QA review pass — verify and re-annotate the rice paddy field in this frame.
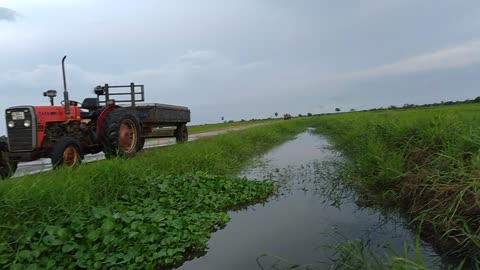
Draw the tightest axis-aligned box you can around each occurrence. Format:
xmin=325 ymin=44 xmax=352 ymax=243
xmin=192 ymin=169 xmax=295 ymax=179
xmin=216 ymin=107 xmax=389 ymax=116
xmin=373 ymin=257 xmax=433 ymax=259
xmin=1 ymin=104 xmax=480 ymax=269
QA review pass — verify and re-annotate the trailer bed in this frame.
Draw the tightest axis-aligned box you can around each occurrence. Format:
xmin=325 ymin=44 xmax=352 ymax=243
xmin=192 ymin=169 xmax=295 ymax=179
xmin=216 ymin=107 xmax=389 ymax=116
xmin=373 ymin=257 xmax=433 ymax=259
xmin=125 ymin=103 xmax=190 ymax=126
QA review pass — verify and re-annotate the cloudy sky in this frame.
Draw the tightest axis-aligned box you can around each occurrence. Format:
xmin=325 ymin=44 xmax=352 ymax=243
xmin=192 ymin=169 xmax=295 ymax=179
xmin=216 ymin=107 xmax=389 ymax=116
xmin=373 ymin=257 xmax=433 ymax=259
xmin=1 ymin=0 xmax=480 ymax=134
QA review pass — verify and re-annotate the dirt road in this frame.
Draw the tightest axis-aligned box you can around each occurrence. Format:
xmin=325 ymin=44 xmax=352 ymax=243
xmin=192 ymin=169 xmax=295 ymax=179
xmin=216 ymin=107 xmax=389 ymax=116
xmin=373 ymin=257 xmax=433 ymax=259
xmin=13 ymin=123 xmax=266 ymax=177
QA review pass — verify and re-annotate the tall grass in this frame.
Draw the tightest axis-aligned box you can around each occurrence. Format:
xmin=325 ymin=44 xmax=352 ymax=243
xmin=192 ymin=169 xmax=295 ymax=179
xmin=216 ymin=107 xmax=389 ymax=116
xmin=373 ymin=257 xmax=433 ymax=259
xmin=328 ymin=236 xmax=471 ymax=270
xmin=310 ymin=104 xmax=480 ymax=264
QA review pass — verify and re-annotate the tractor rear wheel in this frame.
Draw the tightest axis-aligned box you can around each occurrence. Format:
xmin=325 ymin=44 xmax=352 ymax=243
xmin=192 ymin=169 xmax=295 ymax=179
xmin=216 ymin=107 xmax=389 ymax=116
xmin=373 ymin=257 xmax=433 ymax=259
xmin=50 ymin=137 xmax=83 ymax=169
xmin=101 ymin=108 xmax=141 ymax=158
xmin=175 ymin=123 xmax=188 ymax=143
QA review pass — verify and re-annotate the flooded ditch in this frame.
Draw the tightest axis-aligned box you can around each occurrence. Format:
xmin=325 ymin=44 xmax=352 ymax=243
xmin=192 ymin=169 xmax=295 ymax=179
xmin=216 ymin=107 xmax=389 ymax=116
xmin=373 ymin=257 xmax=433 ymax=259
xmin=177 ymin=131 xmax=442 ymax=269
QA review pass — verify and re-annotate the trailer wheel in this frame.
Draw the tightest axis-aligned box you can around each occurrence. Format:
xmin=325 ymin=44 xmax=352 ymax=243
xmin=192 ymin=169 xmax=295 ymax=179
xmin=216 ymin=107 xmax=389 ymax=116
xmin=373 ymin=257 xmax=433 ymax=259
xmin=175 ymin=124 xmax=188 ymax=143
xmin=50 ymin=137 xmax=83 ymax=169
xmin=101 ymin=108 xmax=141 ymax=158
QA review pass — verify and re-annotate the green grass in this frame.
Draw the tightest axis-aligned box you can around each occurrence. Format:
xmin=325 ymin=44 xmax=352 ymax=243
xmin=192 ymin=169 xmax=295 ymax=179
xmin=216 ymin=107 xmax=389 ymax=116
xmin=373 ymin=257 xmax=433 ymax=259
xmin=188 ymin=119 xmax=280 ymax=134
xmin=308 ymin=104 xmax=480 ymax=264
xmin=0 ymin=119 xmax=308 ymax=269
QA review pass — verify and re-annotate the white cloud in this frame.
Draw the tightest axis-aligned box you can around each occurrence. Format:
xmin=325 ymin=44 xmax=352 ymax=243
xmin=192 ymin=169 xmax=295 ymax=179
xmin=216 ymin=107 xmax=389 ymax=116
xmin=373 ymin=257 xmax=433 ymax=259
xmin=346 ymin=40 xmax=480 ymax=80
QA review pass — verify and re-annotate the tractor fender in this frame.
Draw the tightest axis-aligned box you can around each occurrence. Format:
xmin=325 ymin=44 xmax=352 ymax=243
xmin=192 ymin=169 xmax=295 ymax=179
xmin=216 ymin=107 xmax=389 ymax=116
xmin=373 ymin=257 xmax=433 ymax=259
xmin=95 ymin=105 xmax=120 ymax=142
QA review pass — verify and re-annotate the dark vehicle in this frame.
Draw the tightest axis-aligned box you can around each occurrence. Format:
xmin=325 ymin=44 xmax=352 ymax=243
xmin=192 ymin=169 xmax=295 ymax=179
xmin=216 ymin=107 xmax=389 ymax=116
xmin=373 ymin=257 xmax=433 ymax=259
xmin=0 ymin=56 xmax=190 ymax=179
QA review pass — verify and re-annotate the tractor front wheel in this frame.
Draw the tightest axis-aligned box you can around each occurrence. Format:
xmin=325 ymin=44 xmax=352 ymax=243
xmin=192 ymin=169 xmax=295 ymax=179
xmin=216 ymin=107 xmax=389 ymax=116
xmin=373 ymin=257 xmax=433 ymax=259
xmin=101 ymin=108 xmax=141 ymax=158
xmin=50 ymin=137 xmax=83 ymax=169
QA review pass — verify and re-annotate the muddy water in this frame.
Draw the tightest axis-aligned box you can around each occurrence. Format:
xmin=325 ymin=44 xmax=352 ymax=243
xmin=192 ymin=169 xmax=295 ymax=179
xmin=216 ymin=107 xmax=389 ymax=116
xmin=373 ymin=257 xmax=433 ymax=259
xmin=178 ymin=131 xmax=440 ymax=270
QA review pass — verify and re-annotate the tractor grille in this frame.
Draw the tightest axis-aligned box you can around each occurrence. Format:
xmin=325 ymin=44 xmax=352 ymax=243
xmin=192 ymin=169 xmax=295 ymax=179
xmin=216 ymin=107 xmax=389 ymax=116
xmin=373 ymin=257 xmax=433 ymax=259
xmin=6 ymin=107 xmax=35 ymax=152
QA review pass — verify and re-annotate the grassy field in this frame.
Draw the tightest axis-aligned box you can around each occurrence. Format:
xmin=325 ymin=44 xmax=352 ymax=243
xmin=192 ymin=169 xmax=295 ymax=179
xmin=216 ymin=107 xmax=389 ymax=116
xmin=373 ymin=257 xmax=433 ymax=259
xmin=309 ymin=104 xmax=480 ymax=266
xmin=0 ymin=119 xmax=308 ymax=269
xmin=188 ymin=119 xmax=280 ymax=134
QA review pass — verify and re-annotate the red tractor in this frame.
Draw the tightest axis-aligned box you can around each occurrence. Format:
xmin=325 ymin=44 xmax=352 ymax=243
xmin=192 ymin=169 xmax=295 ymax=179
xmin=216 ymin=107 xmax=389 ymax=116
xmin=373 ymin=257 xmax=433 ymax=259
xmin=0 ymin=56 xmax=190 ymax=179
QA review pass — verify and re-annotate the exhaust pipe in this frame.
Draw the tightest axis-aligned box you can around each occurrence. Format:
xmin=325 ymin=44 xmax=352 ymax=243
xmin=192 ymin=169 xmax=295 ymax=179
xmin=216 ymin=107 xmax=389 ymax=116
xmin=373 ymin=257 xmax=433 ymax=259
xmin=61 ymin=55 xmax=70 ymax=121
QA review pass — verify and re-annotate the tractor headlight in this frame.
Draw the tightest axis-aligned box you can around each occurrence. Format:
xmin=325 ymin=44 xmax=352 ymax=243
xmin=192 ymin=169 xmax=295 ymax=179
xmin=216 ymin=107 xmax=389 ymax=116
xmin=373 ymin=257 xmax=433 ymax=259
xmin=24 ymin=120 xmax=31 ymax=127
xmin=7 ymin=121 xmax=15 ymax=128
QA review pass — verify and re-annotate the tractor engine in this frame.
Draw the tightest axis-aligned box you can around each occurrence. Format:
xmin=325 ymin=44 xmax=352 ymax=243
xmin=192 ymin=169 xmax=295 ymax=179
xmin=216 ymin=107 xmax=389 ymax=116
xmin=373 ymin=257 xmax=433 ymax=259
xmin=5 ymin=105 xmax=84 ymax=161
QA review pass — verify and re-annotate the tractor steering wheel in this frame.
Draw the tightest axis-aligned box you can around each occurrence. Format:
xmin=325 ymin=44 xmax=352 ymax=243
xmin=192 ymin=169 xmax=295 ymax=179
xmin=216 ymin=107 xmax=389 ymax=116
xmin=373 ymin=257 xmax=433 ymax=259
xmin=60 ymin=100 xmax=82 ymax=107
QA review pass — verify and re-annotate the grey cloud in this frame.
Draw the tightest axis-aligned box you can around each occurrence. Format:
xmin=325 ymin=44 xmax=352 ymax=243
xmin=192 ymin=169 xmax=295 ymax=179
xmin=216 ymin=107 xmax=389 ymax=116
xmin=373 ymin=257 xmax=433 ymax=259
xmin=0 ymin=7 xmax=17 ymax=21
xmin=329 ymin=64 xmax=480 ymax=111
xmin=1 ymin=0 xmax=480 ymax=134
xmin=295 ymin=39 xmax=480 ymax=101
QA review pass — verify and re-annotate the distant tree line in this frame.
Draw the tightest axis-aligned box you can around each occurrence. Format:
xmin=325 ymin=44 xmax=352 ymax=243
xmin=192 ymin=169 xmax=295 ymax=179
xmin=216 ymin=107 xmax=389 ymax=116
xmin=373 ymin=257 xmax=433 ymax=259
xmin=330 ymin=96 xmax=480 ymax=115
xmin=363 ymin=96 xmax=480 ymax=112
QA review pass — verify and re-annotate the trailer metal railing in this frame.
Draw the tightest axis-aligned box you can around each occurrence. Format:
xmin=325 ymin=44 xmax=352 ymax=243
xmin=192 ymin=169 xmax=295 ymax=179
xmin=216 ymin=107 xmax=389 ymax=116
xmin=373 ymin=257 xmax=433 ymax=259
xmin=97 ymin=82 xmax=145 ymax=107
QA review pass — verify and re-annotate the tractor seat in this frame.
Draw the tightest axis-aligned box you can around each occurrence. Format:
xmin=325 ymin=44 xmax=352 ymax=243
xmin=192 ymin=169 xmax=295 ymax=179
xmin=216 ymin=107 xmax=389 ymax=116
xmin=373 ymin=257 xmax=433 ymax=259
xmin=81 ymin=98 xmax=100 ymax=119
xmin=82 ymin=98 xmax=100 ymax=111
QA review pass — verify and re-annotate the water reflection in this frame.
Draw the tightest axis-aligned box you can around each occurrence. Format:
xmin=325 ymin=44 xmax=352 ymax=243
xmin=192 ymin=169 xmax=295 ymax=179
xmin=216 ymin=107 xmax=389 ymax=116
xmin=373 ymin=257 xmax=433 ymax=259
xmin=178 ymin=131 xmax=440 ymax=270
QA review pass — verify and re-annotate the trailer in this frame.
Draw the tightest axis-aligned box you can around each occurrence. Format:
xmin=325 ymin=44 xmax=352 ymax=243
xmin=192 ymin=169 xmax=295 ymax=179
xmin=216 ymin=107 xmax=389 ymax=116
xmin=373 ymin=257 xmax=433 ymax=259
xmin=93 ymin=83 xmax=191 ymax=147
xmin=0 ymin=56 xmax=191 ymax=179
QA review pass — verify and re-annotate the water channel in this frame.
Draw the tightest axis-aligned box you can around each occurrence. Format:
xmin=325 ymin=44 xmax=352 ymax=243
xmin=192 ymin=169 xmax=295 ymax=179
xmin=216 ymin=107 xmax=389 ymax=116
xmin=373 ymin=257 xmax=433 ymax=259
xmin=178 ymin=131 xmax=441 ymax=269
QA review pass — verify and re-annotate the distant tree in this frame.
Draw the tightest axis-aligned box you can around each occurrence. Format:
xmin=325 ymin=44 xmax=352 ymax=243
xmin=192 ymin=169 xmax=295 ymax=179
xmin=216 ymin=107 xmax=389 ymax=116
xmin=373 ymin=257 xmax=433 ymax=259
xmin=307 ymin=112 xmax=312 ymax=117
xmin=335 ymin=108 xmax=341 ymax=112
xmin=221 ymin=116 xmax=224 ymax=121
xmin=475 ymin=97 xmax=480 ymax=103
xmin=274 ymin=112 xmax=278 ymax=117
xmin=349 ymin=108 xmax=355 ymax=112
xmin=298 ymin=114 xmax=303 ymax=117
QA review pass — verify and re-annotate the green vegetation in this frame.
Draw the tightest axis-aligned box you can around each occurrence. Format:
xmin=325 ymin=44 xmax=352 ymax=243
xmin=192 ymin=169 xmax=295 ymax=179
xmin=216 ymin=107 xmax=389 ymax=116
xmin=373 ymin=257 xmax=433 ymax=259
xmin=0 ymin=119 xmax=308 ymax=269
xmin=310 ymin=104 xmax=480 ymax=265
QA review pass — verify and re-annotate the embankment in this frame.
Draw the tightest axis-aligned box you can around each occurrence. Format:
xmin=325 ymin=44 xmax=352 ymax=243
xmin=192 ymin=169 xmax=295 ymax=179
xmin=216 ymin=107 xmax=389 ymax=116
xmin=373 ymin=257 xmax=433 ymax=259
xmin=310 ymin=104 xmax=480 ymax=265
